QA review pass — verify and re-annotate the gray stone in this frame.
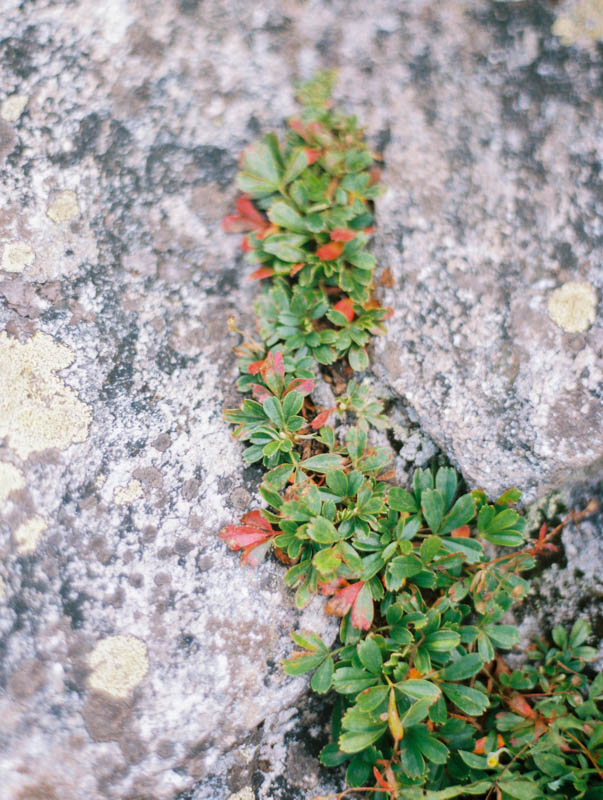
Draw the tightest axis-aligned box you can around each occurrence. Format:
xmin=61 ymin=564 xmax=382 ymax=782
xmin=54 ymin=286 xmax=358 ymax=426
xmin=1 ymin=1 xmax=602 ymax=799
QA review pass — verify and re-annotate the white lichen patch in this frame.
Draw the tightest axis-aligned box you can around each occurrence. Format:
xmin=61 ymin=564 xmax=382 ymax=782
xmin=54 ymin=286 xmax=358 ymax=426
xmin=0 ymin=332 xmax=92 ymax=459
xmin=547 ymin=281 xmax=597 ymax=333
xmin=1 ymin=241 xmax=35 ymax=273
xmin=0 ymin=94 xmax=28 ymax=122
xmin=114 ymin=479 xmax=143 ymax=506
xmin=46 ymin=190 xmax=80 ymax=223
xmin=0 ymin=462 xmax=25 ymax=503
xmin=0 ymin=576 xmax=5 ymax=598
xmin=88 ymin=636 xmax=149 ymax=698
xmin=552 ymin=0 xmax=603 ymax=45
xmin=13 ymin=516 xmax=48 ymax=555
xmin=227 ymin=789 xmax=254 ymax=800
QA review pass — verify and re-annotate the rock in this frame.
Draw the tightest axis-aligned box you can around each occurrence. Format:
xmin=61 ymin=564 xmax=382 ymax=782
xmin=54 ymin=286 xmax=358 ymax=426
xmin=1 ymin=1 xmax=601 ymax=798
xmin=369 ymin=1 xmax=602 ymax=503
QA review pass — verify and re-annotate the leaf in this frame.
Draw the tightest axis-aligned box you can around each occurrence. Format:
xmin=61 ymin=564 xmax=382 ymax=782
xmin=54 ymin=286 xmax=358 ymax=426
xmin=283 ymin=147 xmax=310 ymax=185
xmin=497 ymin=779 xmax=540 ymax=800
xmin=307 ymin=517 xmax=340 ymax=544
xmin=421 ymin=535 xmax=443 ymax=564
xmin=459 ymin=751 xmax=489 ymax=769
xmin=357 ymin=638 xmax=383 ymax=674
xmin=483 ymin=624 xmax=519 ymax=650
xmin=332 ymin=666 xmax=378 ymax=694
xmin=352 ymin=582 xmax=374 ymax=631
xmin=282 ymin=651 xmax=326 ymax=675
xmin=339 ymin=726 xmax=388 ymax=754
xmin=238 ymin=137 xmax=283 ymax=196
xmin=319 ymin=742 xmax=349 ymax=767
xmin=356 ymin=685 xmax=389 ymax=712
xmin=264 ymin=463 xmax=294 ymax=490
xmin=317 ymin=241 xmax=344 ymax=261
xmin=440 ymin=495 xmax=476 ymax=535
xmin=411 ymin=725 xmax=450 ymax=764
xmin=441 ymin=654 xmax=483 ymax=681
xmin=441 ymin=536 xmax=484 ymax=564
xmin=388 ymin=487 xmax=419 ymax=513
xmin=348 ymin=345 xmax=369 ymax=371
xmin=313 ymin=547 xmax=342 ymax=575
xmin=268 ymin=200 xmax=308 ymax=233
xmin=311 ymin=655 xmax=334 ymax=693
xmin=398 ymin=680 xmax=441 ymax=701
xmin=401 ymin=697 xmax=435 ymax=727
xmin=436 ymin=467 xmax=457 ymax=510
xmin=424 ymin=630 xmax=461 ymax=652
xmin=290 ymin=630 xmax=328 ymax=653
xmin=422 ymin=489 xmax=445 ymax=533
xmin=441 ymin=683 xmax=489 ymax=716
xmin=263 ymin=233 xmax=309 ymax=262
xmin=569 ymin=617 xmax=591 ymax=648
xmin=301 ymin=454 xmax=343 ymax=473
xmin=326 ymin=470 xmax=348 ymax=497
xmin=386 ymin=555 xmax=423 ymax=589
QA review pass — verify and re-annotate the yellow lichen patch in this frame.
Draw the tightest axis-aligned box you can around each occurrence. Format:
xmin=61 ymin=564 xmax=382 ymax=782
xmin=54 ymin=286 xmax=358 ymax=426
xmin=552 ymin=0 xmax=603 ymax=45
xmin=14 ymin=516 xmax=48 ymax=555
xmin=0 ymin=94 xmax=28 ymax=122
xmin=547 ymin=281 xmax=597 ymax=333
xmin=114 ymin=479 xmax=144 ymax=506
xmin=227 ymin=789 xmax=254 ymax=800
xmin=1 ymin=241 xmax=35 ymax=273
xmin=0 ymin=332 xmax=92 ymax=459
xmin=88 ymin=636 xmax=149 ymax=698
xmin=0 ymin=462 xmax=25 ymax=503
xmin=46 ymin=190 xmax=80 ymax=223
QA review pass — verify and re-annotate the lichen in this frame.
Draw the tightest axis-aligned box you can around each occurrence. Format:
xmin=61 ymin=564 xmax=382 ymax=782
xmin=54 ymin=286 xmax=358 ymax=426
xmin=114 ymin=479 xmax=144 ymax=505
xmin=552 ymin=0 xmax=603 ymax=45
xmin=87 ymin=636 xmax=149 ymax=698
xmin=13 ymin=516 xmax=48 ymax=555
xmin=0 ymin=332 xmax=92 ymax=459
xmin=227 ymin=789 xmax=254 ymax=800
xmin=0 ymin=462 xmax=25 ymax=502
xmin=1 ymin=241 xmax=35 ymax=273
xmin=0 ymin=94 xmax=28 ymax=122
xmin=547 ymin=281 xmax=597 ymax=333
xmin=46 ymin=190 xmax=80 ymax=223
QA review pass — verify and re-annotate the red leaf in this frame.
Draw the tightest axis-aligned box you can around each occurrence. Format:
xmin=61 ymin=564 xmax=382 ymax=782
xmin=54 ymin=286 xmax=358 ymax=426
xmin=285 ymin=377 xmax=314 ymax=396
xmin=222 ymin=214 xmax=254 ymax=234
xmin=352 ymin=582 xmax=374 ymax=630
xmin=236 ymin=195 xmax=267 ymax=228
xmin=242 ymin=539 xmax=272 ymax=567
xmin=316 ymin=241 xmax=344 ymax=261
xmin=318 ymin=577 xmax=348 ymax=596
xmin=248 ymin=267 xmax=274 ymax=280
xmin=363 ymin=226 xmax=376 ymax=234
xmin=220 ymin=525 xmax=271 ymax=549
xmin=452 ymin=525 xmax=471 ymax=538
xmin=251 ymin=384 xmax=271 ymax=402
xmin=241 ymin=235 xmax=253 ymax=252
xmin=311 ymin=407 xmax=336 ymax=429
xmin=325 ymin=581 xmax=364 ymax=617
xmin=373 ymin=767 xmax=395 ymax=792
xmin=220 ymin=510 xmax=275 ymax=567
xmin=330 ymin=228 xmax=355 ymax=242
xmin=508 ymin=693 xmax=537 ymax=719
xmin=290 ymin=262 xmax=305 ymax=276
xmin=288 ymin=117 xmax=310 ymax=142
xmin=305 ymin=148 xmax=321 ymax=165
xmin=248 ymin=359 xmax=265 ymax=375
xmin=333 ymin=298 xmax=355 ymax=322
xmin=241 ymin=510 xmax=272 ymax=532
xmin=260 ymin=350 xmax=285 ymax=382
xmin=473 ymin=736 xmax=486 ymax=754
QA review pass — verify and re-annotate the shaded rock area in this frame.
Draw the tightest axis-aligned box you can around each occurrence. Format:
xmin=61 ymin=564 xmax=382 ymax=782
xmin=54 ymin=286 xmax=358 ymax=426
xmin=0 ymin=1 xmax=601 ymax=799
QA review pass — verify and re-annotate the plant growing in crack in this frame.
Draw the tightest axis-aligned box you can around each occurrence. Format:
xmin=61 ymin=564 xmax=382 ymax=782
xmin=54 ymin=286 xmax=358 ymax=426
xmin=220 ymin=72 xmax=602 ymax=800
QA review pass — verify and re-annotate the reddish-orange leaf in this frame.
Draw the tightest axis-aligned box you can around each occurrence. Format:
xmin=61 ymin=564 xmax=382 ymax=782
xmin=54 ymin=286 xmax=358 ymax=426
xmin=305 ymin=148 xmax=321 ymax=165
xmin=236 ymin=195 xmax=267 ymax=228
xmin=408 ymin=667 xmax=423 ymax=680
xmin=351 ymin=582 xmax=374 ymax=630
xmin=330 ymin=228 xmax=355 ymax=242
xmin=497 ymin=734 xmax=505 ymax=748
xmin=325 ymin=581 xmax=364 ymax=617
xmin=373 ymin=767 xmax=395 ymax=792
xmin=318 ymin=577 xmax=348 ymax=596
xmin=241 ymin=510 xmax=272 ymax=532
xmin=311 ymin=407 xmax=336 ymax=429
xmin=285 ymin=377 xmax=314 ymax=396
xmin=368 ymin=165 xmax=381 ymax=185
xmin=288 ymin=117 xmax=310 ymax=142
xmin=257 ymin=223 xmax=279 ymax=240
xmin=248 ymin=359 xmax=265 ymax=375
xmin=260 ymin=350 xmax=285 ymax=380
xmin=508 ymin=693 xmax=537 ymax=719
xmin=473 ymin=737 xmax=486 ymax=754
xmin=290 ymin=262 xmax=305 ymax=276
xmin=316 ymin=241 xmax=344 ymax=261
xmin=453 ymin=525 xmax=471 ymax=538
xmin=249 ymin=267 xmax=274 ymax=280
xmin=241 ymin=235 xmax=253 ymax=252
xmin=364 ymin=225 xmax=376 ymax=235
xmin=333 ymin=298 xmax=355 ymax=322
xmin=251 ymin=384 xmax=271 ymax=402
xmin=222 ymin=214 xmax=253 ymax=233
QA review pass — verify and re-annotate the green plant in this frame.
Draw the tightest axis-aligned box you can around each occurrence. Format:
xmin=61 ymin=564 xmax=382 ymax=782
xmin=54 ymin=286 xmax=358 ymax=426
xmin=220 ymin=73 xmax=602 ymax=800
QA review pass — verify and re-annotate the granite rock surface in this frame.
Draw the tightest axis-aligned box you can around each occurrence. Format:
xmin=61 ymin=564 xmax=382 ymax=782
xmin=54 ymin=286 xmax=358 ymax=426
xmin=1 ymin=1 xmax=601 ymax=799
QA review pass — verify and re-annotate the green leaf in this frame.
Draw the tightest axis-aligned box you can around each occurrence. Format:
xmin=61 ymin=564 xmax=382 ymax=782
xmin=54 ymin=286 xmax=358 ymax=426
xmin=483 ymin=624 xmax=519 ymax=650
xmin=441 ymin=683 xmax=489 ymax=716
xmin=421 ymin=535 xmax=443 ymax=564
xmin=311 ymin=655 xmax=334 ymax=693
xmin=440 ymin=494 xmax=476 ymax=535
xmin=459 ymin=751 xmax=489 ymax=769
xmin=398 ymin=679 xmax=441 ymax=701
xmin=569 ymin=618 xmax=591 ymax=648
xmin=264 ymin=463 xmax=294 ymax=490
xmin=386 ymin=555 xmax=423 ymax=590
xmin=282 ymin=651 xmax=326 ymax=675
xmin=441 ymin=654 xmax=483 ymax=681
xmin=238 ymin=137 xmax=282 ymax=196
xmin=496 ymin=488 xmax=522 ymax=506
xmin=307 ymin=516 xmax=340 ymax=544
xmin=262 ymin=396 xmax=284 ymax=425
xmin=401 ymin=697 xmax=435 ymax=727
xmin=436 ymin=467 xmax=457 ymax=510
xmin=268 ymin=200 xmax=307 ymax=232
xmin=424 ymin=630 xmax=461 ymax=652
xmin=441 ymin=536 xmax=484 ymax=564
xmin=290 ymin=630 xmax=328 ymax=653
xmin=326 ymin=470 xmax=348 ymax=497
xmin=357 ymin=638 xmax=383 ymax=674
xmin=411 ymin=725 xmax=450 ymax=764
xmin=388 ymin=487 xmax=419 ymax=513
xmin=282 ymin=390 xmax=304 ymax=419
xmin=348 ymin=345 xmax=369 ymax=371
xmin=332 ymin=667 xmax=378 ymax=694
xmin=313 ymin=547 xmax=341 ymax=575
xmin=319 ymin=742 xmax=349 ymax=768
xmin=356 ymin=685 xmax=389 ymax=712
xmin=263 ymin=233 xmax=309 ymax=262
xmin=339 ymin=725 xmax=387 ymax=753
xmin=421 ymin=489 xmax=445 ymax=533
xmin=497 ymin=778 xmax=540 ymax=800
xmin=301 ymin=454 xmax=343 ymax=473
xmin=283 ymin=147 xmax=310 ymax=185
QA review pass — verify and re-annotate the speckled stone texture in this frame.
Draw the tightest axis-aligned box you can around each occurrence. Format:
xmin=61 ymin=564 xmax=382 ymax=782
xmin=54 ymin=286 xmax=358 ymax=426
xmin=0 ymin=1 xmax=601 ymax=799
